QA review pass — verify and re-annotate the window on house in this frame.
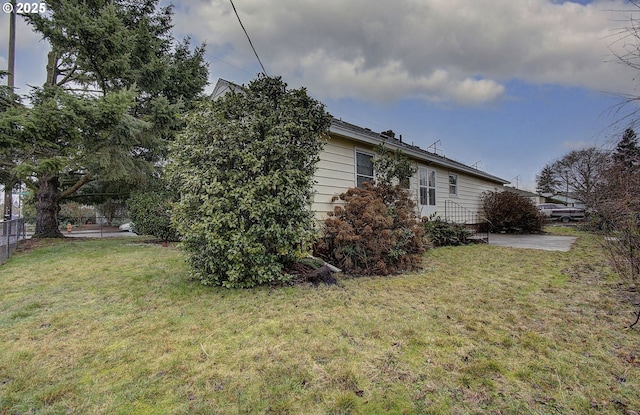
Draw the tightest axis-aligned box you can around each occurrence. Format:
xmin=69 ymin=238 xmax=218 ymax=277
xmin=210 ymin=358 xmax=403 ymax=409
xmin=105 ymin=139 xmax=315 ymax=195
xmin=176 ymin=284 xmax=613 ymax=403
xmin=419 ymin=168 xmax=436 ymax=206
xmin=356 ymin=150 xmax=374 ymax=188
xmin=449 ymin=173 xmax=458 ymax=195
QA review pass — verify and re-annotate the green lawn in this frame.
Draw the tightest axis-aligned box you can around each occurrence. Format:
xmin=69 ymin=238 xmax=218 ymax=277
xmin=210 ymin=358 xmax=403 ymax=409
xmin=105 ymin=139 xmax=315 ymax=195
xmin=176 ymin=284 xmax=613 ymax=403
xmin=1 ymin=230 xmax=639 ymax=414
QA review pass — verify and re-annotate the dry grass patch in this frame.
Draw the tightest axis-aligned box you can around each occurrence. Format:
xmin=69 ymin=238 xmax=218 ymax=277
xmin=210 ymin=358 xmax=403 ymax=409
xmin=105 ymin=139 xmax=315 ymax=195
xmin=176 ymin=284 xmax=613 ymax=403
xmin=0 ymin=231 xmax=639 ymax=414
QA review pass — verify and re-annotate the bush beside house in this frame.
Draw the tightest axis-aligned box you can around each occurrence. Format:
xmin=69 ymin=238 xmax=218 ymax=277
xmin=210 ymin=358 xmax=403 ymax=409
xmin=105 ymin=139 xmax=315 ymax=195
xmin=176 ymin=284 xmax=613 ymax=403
xmin=481 ymin=190 xmax=545 ymax=234
xmin=316 ymin=182 xmax=425 ymax=276
xmin=422 ymin=216 xmax=471 ymax=247
xmin=169 ymin=76 xmax=331 ymax=288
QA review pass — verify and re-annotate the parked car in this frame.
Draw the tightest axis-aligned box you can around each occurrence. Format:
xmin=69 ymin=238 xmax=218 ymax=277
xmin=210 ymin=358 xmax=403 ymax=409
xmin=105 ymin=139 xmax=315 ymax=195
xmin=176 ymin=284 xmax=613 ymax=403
xmin=537 ymin=203 xmax=585 ymax=222
xmin=119 ymin=222 xmax=135 ymax=232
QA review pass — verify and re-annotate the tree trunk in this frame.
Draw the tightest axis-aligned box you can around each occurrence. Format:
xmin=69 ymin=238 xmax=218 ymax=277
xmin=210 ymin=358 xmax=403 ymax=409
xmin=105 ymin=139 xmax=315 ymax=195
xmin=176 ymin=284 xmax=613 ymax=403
xmin=33 ymin=174 xmax=63 ymax=238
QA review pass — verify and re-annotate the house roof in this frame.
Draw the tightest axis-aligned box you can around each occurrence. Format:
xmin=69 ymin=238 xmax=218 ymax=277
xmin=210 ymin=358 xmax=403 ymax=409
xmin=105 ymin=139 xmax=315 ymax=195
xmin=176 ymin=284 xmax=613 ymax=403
xmin=330 ymin=119 xmax=510 ymax=185
xmin=211 ymin=78 xmax=244 ymax=99
xmin=503 ymin=187 xmax=541 ymax=198
xmin=210 ymin=78 xmax=509 ymax=185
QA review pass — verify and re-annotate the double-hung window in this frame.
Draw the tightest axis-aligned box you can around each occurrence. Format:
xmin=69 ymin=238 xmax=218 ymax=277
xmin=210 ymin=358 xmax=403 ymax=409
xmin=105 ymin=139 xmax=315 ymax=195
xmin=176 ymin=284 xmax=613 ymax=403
xmin=419 ymin=168 xmax=436 ymax=206
xmin=449 ymin=173 xmax=458 ymax=196
xmin=356 ymin=150 xmax=374 ymax=188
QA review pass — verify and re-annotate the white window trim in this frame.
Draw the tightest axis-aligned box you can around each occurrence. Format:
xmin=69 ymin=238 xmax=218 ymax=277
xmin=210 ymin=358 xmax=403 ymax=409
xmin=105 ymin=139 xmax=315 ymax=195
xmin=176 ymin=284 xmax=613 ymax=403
xmin=418 ymin=167 xmax=437 ymax=207
xmin=449 ymin=172 xmax=458 ymax=196
xmin=355 ymin=148 xmax=375 ymax=188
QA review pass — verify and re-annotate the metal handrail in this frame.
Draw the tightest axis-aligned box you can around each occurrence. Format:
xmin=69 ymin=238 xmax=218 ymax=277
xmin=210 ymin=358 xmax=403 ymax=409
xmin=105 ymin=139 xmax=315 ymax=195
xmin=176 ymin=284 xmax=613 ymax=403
xmin=444 ymin=200 xmax=490 ymax=243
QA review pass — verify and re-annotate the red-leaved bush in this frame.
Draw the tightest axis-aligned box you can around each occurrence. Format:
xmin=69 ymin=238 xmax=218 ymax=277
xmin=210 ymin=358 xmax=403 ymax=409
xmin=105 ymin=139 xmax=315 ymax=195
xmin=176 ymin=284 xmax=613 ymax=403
xmin=315 ymin=182 xmax=425 ymax=276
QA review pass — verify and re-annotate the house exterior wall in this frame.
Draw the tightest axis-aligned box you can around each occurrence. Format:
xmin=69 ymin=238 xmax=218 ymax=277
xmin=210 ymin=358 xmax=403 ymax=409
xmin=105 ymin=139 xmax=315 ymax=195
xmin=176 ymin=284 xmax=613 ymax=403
xmin=311 ymin=135 xmax=504 ymax=221
xmin=411 ymin=163 xmax=500 ymax=219
xmin=312 ymin=136 xmax=356 ymax=219
xmin=444 ymin=172 xmax=502 ymax=215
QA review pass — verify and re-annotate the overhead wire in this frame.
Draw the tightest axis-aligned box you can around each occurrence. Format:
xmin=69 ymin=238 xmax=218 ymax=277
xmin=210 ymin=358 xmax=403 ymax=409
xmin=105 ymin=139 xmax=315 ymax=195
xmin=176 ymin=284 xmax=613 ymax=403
xmin=226 ymin=1 xmax=389 ymax=139
xmin=229 ymin=0 xmax=268 ymax=76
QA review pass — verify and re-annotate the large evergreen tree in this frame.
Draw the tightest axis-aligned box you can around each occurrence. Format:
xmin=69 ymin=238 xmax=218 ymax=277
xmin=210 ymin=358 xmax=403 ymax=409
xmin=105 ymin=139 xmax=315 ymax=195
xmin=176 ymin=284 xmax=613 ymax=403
xmin=535 ymin=164 xmax=560 ymax=194
xmin=613 ymin=128 xmax=640 ymax=170
xmin=601 ymin=128 xmax=640 ymax=204
xmin=5 ymin=0 xmax=208 ymax=237
xmin=0 ymin=71 xmax=23 ymax=219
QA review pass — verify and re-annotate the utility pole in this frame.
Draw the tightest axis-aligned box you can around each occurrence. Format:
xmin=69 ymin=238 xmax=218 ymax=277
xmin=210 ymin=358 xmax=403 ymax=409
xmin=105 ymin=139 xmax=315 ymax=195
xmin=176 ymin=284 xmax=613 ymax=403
xmin=511 ymin=175 xmax=521 ymax=189
xmin=8 ymin=0 xmax=15 ymax=88
xmin=3 ymin=0 xmax=16 ymax=220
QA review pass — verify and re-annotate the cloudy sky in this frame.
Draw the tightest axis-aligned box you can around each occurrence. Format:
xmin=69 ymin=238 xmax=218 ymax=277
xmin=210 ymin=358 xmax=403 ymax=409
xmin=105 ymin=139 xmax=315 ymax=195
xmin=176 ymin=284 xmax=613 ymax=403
xmin=2 ymin=0 xmax=640 ymax=190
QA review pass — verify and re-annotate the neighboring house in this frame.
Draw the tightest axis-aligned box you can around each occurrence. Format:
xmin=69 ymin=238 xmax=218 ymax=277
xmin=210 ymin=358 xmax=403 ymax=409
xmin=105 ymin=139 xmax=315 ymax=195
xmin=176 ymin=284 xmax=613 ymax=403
xmin=210 ymin=79 xmax=510 ymax=222
xmin=539 ymin=192 xmax=585 ymax=208
xmin=211 ymin=78 xmax=244 ymax=99
xmin=552 ymin=193 xmax=586 ymax=209
xmin=504 ymin=187 xmax=547 ymax=205
xmin=313 ymin=119 xmax=510 ymax=221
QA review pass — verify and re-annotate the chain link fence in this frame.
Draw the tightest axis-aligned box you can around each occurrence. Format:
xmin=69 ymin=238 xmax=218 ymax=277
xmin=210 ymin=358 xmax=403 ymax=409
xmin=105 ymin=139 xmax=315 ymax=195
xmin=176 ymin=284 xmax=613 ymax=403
xmin=1 ymin=219 xmax=26 ymax=264
xmin=58 ymin=216 xmax=133 ymax=237
xmin=0 ymin=217 xmax=135 ymax=263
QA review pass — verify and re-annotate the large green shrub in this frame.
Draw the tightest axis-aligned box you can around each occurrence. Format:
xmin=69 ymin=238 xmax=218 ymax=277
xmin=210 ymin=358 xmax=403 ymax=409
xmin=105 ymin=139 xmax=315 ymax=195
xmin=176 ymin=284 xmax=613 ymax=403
xmin=168 ymin=76 xmax=331 ymax=288
xmin=127 ymin=183 xmax=178 ymax=242
xmin=481 ymin=190 xmax=545 ymax=233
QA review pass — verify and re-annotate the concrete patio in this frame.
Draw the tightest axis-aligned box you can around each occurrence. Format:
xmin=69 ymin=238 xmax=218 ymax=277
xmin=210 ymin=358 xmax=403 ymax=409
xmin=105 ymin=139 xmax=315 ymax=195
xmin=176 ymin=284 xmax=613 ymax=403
xmin=488 ymin=233 xmax=577 ymax=252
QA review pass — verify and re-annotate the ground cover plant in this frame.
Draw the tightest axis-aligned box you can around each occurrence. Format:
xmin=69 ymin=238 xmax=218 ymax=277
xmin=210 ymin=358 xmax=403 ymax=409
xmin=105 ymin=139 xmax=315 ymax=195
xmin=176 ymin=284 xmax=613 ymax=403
xmin=422 ymin=216 xmax=471 ymax=247
xmin=1 ymin=231 xmax=639 ymax=414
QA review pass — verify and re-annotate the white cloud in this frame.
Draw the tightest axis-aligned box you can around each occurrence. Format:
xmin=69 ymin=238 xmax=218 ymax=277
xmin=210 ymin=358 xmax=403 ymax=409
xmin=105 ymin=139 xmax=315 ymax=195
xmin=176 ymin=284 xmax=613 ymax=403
xmin=286 ymin=52 xmax=504 ymax=104
xmin=171 ymin=0 xmax=637 ymax=105
xmin=3 ymin=0 xmax=636 ymax=105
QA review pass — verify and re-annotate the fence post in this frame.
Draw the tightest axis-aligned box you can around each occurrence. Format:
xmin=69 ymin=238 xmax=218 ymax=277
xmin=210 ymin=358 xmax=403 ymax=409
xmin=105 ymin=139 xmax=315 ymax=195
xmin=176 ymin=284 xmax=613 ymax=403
xmin=5 ymin=221 xmax=9 ymax=259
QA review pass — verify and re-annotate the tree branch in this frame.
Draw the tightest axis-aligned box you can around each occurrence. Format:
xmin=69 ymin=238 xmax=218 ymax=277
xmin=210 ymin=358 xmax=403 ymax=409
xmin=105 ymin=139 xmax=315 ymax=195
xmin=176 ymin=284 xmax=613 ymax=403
xmin=56 ymin=63 xmax=78 ymax=87
xmin=59 ymin=174 xmax=92 ymax=200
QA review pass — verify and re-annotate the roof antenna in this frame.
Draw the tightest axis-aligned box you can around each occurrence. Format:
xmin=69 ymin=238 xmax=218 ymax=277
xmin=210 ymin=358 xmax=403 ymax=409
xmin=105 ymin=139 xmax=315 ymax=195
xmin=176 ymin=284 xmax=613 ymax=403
xmin=427 ymin=140 xmax=443 ymax=156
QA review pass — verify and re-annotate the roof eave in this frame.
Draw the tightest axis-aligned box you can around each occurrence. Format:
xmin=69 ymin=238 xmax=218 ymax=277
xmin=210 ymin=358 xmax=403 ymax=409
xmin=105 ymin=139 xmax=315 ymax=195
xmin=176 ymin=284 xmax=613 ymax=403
xmin=329 ymin=120 xmax=510 ymax=185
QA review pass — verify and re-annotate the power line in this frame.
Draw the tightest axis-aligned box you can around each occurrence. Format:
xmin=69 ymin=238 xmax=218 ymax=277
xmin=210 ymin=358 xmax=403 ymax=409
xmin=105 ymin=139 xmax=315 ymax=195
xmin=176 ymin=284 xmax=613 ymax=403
xmin=229 ymin=0 xmax=268 ymax=76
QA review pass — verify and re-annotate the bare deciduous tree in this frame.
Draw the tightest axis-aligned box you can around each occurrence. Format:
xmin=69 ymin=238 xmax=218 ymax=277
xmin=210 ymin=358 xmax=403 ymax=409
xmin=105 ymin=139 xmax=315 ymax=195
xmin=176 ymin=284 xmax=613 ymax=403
xmin=537 ymin=147 xmax=610 ymax=209
xmin=597 ymin=129 xmax=640 ymax=327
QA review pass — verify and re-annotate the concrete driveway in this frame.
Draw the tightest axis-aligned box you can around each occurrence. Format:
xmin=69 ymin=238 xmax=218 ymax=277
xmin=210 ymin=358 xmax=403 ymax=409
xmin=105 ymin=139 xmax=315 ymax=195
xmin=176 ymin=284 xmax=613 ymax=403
xmin=488 ymin=233 xmax=577 ymax=252
xmin=26 ymin=230 xmax=139 ymax=239
xmin=63 ymin=230 xmax=139 ymax=238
